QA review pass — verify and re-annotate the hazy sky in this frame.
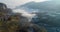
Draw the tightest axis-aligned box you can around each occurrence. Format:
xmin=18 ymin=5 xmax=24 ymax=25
xmin=0 ymin=0 xmax=49 ymax=8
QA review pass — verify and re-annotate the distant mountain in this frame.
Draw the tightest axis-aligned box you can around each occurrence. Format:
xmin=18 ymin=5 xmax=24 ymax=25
xmin=15 ymin=1 xmax=60 ymax=32
xmin=15 ymin=0 xmax=60 ymax=26
xmin=16 ymin=1 xmax=60 ymax=13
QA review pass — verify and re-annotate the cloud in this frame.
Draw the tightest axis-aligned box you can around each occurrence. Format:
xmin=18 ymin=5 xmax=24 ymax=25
xmin=13 ymin=9 xmax=36 ymax=18
xmin=0 ymin=0 xmax=30 ymax=8
xmin=12 ymin=9 xmax=36 ymax=22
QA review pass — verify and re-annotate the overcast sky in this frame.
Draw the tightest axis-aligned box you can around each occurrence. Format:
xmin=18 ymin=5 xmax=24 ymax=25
xmin=0 ymin=0 xmax=50 ymax=8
